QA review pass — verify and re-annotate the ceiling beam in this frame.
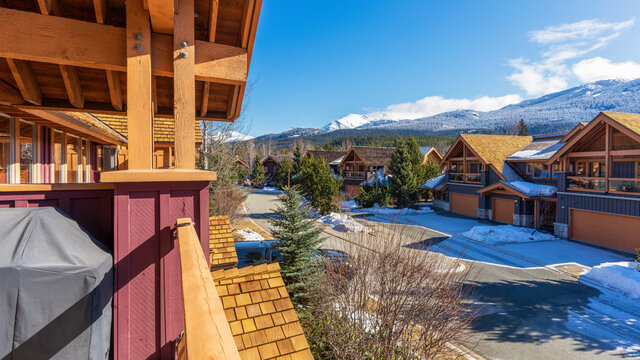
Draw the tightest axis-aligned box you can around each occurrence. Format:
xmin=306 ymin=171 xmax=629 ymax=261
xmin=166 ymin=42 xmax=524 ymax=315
xmin=106 ymin=70 xmax=123 ymax=111
xmin=147 ymin=0 xmax=174 ymax=34
xmin=208 ymin=0 xmax=219 ymax=42
xmin=92 ymin=0 xmax=108 ymax=24
xmin=37 ymin=0 xmax=58 ymax=15
xmin=59 ymin=65 xmax=85 ymax=108
xmin=200 ymin=82 xmax=210 ymax=117
xmin=6 ymin=58 xmax=42 ymax=106
xmin=0 ymin=80 xmax=23 ymax=105
xmin=0 ymin=7 xmax=248 ymax=84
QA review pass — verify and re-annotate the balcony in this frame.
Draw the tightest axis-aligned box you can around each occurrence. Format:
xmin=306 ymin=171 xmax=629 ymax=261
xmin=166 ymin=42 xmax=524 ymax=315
xmin=448 ymin=172 xmax=481 ymax=183
xmin=343 ymin=171 xmax=367 ymax=179
xmin=567 ymin=176 xmax=606 ymax=191
xmin=609 ymin=179 xmax=640 ymax=193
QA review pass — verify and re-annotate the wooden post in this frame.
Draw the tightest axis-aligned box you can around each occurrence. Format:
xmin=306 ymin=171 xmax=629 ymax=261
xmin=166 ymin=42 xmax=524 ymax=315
xmin=126 ymin=0 xmax=154 ymax=170
xmin=61 ymin=132 xmax=67 ymax=183
xmin=173 ymin=0 xmax=196 ymax=169
xmin=11 ymin=118 xmax=19 ymax=184
xmin=605 ymin=123 xmax=610 ymax=192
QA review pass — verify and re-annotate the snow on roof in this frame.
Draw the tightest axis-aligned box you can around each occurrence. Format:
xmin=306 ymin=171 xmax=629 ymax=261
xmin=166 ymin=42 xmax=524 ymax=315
xmin=501 ymin=161 xmax=525 ymax=182
xmin=419 ymin=146 xmax=434 ymax=155
xmin=419 ymin=173 xmax=446 ymax=190
xmin=329 ymin=156 xmax=344 ymax=165
xmin=507 ymin=140 xmax=565 ymax=161
xmin=507 ymin=181 xmax=556 ymax=197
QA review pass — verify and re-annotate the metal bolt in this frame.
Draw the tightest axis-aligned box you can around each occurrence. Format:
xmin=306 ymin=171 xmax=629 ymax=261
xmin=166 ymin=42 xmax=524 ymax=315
xmin=180 ymin=51 xmax=189 ymax=58
xmin=134 ymin=44 xmax=143 ymax=52
xmin=181 ymin=41 xmax=188 ymax=48
xmin=134 ymin=33 xmax=143 ymax=41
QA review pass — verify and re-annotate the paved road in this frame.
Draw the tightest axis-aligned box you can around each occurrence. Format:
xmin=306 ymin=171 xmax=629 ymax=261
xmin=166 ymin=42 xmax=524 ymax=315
xmin=242 ymin=190 xmax=640 ymax=360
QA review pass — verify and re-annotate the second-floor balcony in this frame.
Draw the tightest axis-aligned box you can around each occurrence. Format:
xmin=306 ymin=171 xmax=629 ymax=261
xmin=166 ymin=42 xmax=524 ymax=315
xmin=448 ymin=172 xmax=481 ymax=184
xmin=343 ymin=170 xmax=367 ymax=179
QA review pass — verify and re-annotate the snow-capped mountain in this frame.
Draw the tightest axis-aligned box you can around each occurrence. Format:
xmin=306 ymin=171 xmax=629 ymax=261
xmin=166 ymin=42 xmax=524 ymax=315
xmin=317 ymin=79 xmax=640 ymax=134
xmin=215 ymin=131 xmax=254 ymax=143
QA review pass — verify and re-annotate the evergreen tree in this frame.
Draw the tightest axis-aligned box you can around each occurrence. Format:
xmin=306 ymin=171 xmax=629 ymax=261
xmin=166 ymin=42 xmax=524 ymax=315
xmin=270 ymin=186 xmax=324 ymax=306
xmin=517 ymin=119 xmax=528 ymax=136
xmin=299 ymin=156 xmax=343 ymax=215
xmin=274 ymin=157 xmax=294 ymax=188
xmin=389 ymin=139 xmax=418 ymax=208
xmin=406 ymin=136 xmax=423 ymax=167
xmin=251 ymin=155 xmax=265 ymax=183
xmin=292 ymin=144 xmax=303 ymax=174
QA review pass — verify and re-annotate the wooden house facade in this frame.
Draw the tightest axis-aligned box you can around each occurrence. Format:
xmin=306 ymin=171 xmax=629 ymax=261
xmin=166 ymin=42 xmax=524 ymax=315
xmin=546 ymin=112 xmax=640 ymax=252
xmin=420 ymin=146 xmax=443 ymax=166
xmin=338 ymin=146 xmax=395 ymax=198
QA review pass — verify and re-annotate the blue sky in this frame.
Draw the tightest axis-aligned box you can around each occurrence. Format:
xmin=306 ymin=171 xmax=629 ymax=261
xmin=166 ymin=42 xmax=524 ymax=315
xmin=242 ymin=0 xmax=640 ymax=136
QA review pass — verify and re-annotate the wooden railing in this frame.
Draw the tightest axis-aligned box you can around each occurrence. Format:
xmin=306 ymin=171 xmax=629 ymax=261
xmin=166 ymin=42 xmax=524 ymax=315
xmin=343 ymin=170 xmax=367 ymax=179
xmin=175 ymin=218 xmax=240 ymax=360
xmin=448 ymin=172 xmax=481 ymax=183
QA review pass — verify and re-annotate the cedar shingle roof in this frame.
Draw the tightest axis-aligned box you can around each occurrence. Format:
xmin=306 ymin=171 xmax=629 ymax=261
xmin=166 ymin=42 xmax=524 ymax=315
xmin=211 ymin=263 xmax=313 ymax=360
xmin=209 ymin=216 xmax=238 ymax=270
xmin=56 ymin=112 xmax=128 ymax=143
xmin=261 ymin=154 xmax=294 ymax=164
xmin=460 ymin=134 xmax=532 ymax=173
xmin=351 ymin=146 xmax=396 ymax=167
xmin=603 ymin=112 xmax=640 ymax=135
xmin=88 ymin=113 xmax=203 ymax=144
xmin=306 ymin=150 xmax=347 ymax=164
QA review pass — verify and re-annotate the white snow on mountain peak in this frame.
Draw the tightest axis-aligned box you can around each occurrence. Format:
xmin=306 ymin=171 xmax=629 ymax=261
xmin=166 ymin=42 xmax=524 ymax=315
xmin=214 ymin=131 xmax=254 ymax=143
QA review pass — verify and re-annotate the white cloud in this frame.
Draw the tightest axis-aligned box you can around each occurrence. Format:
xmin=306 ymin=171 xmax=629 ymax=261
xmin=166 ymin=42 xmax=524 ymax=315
xmin=573 ymin=57 xmax=640 ymax=82
xmin=508 ymin=18 xmax=635 ymax=95
xmin=366 ymin=94 xmax=523 ymax=121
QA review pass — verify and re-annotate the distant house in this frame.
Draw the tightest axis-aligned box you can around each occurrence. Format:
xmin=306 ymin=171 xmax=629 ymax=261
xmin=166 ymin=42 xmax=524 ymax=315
xmin=261 ymin=154 xmax=294 ymax=179
xmin=338 ymin=146 xmax=395 ymax=198
xmin=235 ymin=158 xmax=250 ymax=170
xmin=420 ymin=146 xmax=443 ymax=166
xmin=305 ymin=149 xmax=347 ymax=172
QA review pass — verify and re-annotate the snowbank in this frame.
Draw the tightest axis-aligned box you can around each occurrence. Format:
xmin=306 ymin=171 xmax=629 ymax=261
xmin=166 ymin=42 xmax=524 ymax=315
xmin=461 ymin=225 xmax=557 ymax=245
xmin=317 ymin=212 xmax=370 ymax=233
xmin=341 ymin=200 xmax=359 ymax=211
xmin=509 ymin=181 xmax=557 ymax=197
xmin=255 ymin=187 xmax=282 ymax=195
xmin=419 ymin=173 xmax=446 ymax=190
xmin=581 ymin=261 xmax=640 ymax=300
xmin=237 ymin=228 xmax=265 ymax=241
xmin=355 ymin=204 xmax=434 ymax=216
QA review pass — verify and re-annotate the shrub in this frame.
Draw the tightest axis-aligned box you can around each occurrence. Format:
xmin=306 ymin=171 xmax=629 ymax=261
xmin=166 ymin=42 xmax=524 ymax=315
xmin=355 ymin=182 xmax=391 ymax=208
xmin=299 ymin=156 xmax=343 ymax=215
xmin=209 ymin=185 xmax=247 ymax=222
xmin=389 ymin=139 xmax=418 ymax=208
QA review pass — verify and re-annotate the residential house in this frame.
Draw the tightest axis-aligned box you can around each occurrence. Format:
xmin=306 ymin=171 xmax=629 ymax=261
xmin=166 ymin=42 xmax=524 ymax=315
xmin=305 ymin=149 xmax=347 ymax=172
xmin=437 ymin=134 xmax=533 ymax=218
xmin=0 ymin=0 xmax=270 ymax=358
xmin=546 ymin=112 xmax=640 ymax=252
xmin=420 ymin=146 xmax=443 ymax=166
xmin=338 ymin=146 xmax=396 ymax=198
xmin=261 ymin=154 xmax=294 ymax=179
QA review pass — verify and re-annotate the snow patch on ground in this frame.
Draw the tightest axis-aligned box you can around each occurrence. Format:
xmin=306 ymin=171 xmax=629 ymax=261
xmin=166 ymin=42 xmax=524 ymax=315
xmin=581 ymin=261 xmax=640 ymax=300
xmin=317 ymin=212 xmax=370 ymax=233
xmin=254 ymin=187 xmax=283 ymax=195
xmin=354 ymin=204 xmax=434 ymax=216
xmin=237 ymin=228 xmax=265 ymax=241
xmin=461 ymin=225 xmax=557 ymax=245
xmin=341 ymin=200 xmax=359 ymax=211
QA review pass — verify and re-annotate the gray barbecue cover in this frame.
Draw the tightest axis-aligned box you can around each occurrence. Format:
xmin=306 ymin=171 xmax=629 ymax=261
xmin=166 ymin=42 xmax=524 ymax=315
xmin=0 ymin=207 xmax=112 ymax=360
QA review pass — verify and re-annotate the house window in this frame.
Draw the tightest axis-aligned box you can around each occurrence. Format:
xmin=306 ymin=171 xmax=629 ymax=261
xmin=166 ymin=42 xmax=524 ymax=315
xmin=19 ymin=121 xmax=35 ymax=183
xmin=0 ymin=117 xmax=10 ymax=184
xmin=450 ymin=162 xmax=463 ymax=173
xmin=66 ymin=135 xmax=79 ymax=183
xmin=468 ymin=162 xmax=480 ymax=174
xmin=551 ymin=163 xmax=560 ymax=178
xmin=574 ymin=161 xmax=586 ymax=176
xmin=530 ymin=163 xmax=549 ymax=178
xmin=589 ymin=161 xmax=605 ymax=177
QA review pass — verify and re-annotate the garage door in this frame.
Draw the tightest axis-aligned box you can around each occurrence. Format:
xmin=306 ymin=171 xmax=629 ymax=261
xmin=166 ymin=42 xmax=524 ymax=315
xmin=493 ymin=198 xmax=514 ymax=224
xmin=570 ymin=209 xmax=640 ymax=252
xmin=450 ymin=193 xmax=478 ymax=217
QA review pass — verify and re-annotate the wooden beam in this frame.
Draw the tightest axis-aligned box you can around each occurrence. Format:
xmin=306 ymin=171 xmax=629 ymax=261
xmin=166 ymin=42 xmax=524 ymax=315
xmin=173 ymin=0 xmax=195 ymax=169
xmin=126 ymin=0 xmax=154 ymax=169
xmin=147 ymin=0 xmax=174 ymax=34
xmin=208 ymin=0 xmax=219 ymax=42
xmin=59 ymin=65 xmax=85 ymax=108
xmin=106 ymin=70 xmax=123 ymax=110
xmin=200 ymin=82 xmax=210 ymax=117
xmin=0 ymin=8 xmax=248 ymax=84
xmin=92 ymin=0 xmax=108 ymax=24
xmin=37 ymin=0 xmax=58 ymax=15
xmin=12 ymin=117 xmax=20 ymax=183
xmin=152 ymin=76 xmax=158 ymax=114
xmin=6 ymin=59 xmax=42 ymax=106
xmin=0 ymin=80 xmax=24 ymax=105
xmin=605 ymin=123 xmax=610 ymax=192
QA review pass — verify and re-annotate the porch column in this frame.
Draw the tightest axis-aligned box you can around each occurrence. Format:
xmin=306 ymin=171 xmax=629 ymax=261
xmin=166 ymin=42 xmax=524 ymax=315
xmin=173 ymin=0 xmax=196 ymax=169
xmin=126 ymin=0 xmax=154 ymax=170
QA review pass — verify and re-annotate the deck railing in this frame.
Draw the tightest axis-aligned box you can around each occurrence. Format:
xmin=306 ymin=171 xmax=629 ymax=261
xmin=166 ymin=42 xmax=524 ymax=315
xmin=175 ymin=218 xmax=240 ymax=360
xmin=343 ymin=171 xmax=367 ymax=179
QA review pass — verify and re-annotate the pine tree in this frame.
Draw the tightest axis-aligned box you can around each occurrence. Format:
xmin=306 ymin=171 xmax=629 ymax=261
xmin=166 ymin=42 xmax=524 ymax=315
xmin=406 ymin=136 xmax=423 ymax=167
xmin=292 ymin=144 xmax=303 ymax=174
xmin=517 ymin=119 xmax=528 ymax=136
xmin=251 ymin=155 xmax=265 ymax=183
xmin=270 ymin=186 xmax=324 ymax=306
xmin=389 ymin=139 xmax=418 ymax=208
xmin=274 ymin=157 xmax=294 ymax=188
xmin=299 ymin=156 xmax=343 ymax=215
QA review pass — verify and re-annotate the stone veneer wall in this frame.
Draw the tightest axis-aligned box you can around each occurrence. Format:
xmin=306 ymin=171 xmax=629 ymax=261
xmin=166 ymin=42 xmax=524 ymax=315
xmin=433 ymin=199 xmax=450 ymax=211
xmin=554 ymin=223 xmax=569 ymax=238
xmin=477 ymin=208 xmax=492 ymax=220
xmin=513 ymin=214 xmax=534 ymax=227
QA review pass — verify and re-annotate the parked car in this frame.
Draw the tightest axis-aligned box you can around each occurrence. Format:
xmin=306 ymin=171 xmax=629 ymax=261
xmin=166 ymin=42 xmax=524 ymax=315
xmin=316 ymin=248 xmax=352 ymax=276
